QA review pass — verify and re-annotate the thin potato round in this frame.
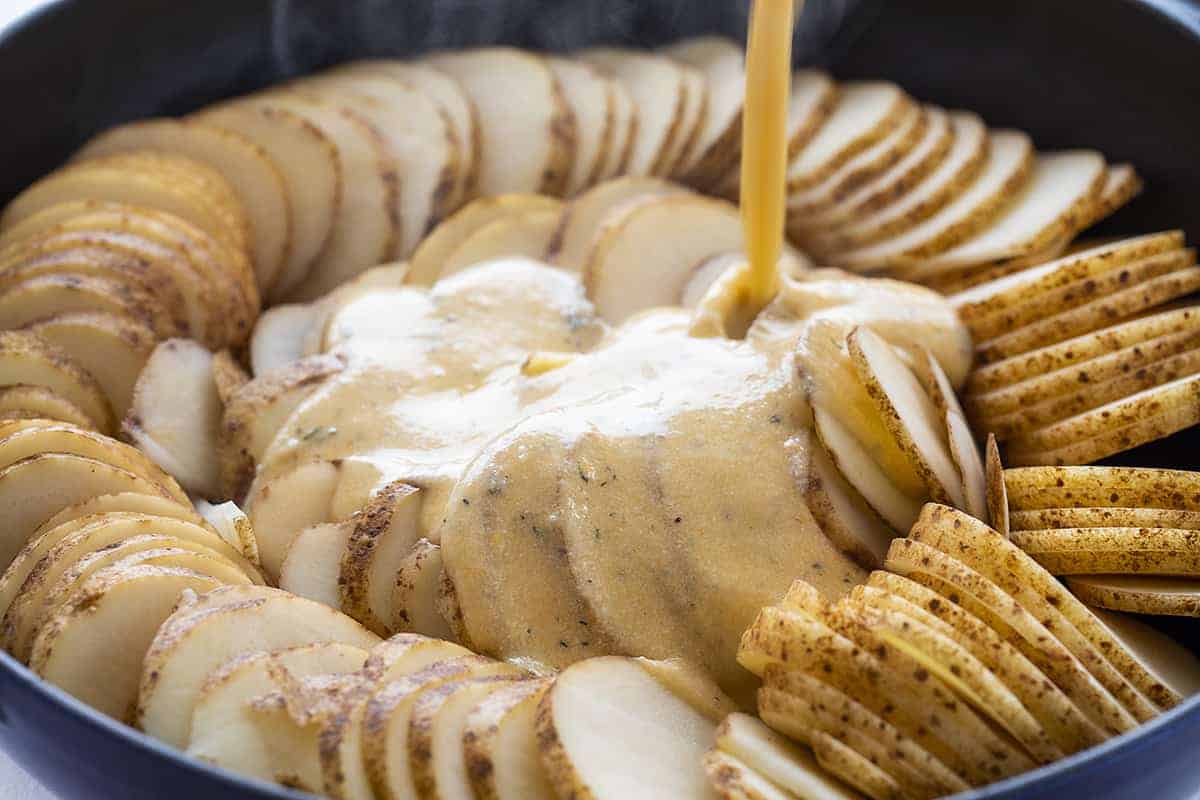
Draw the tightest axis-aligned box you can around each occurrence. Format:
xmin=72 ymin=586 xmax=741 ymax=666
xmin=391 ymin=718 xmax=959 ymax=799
xmin=0 ymin=330 xmax=114 ymax=434
xmin=1066 ymin=575 xmax=1200 ymax=617
xmin=548 ymin=57 xmax=615 ymax=195
xmin=0 ymin=273 xmax=178 ymax=338
xmin=0 ymin=386 xmax=98 ymax=431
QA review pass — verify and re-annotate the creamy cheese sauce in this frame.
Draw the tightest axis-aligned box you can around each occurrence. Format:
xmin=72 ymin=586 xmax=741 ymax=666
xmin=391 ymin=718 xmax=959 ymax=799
xmin=248 ymin=257 xmax=969 ymax=699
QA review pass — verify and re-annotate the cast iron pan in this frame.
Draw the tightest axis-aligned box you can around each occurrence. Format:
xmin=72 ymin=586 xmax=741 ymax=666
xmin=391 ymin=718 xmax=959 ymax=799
xmin=0 ymin=1 xmax=1199 ymax=797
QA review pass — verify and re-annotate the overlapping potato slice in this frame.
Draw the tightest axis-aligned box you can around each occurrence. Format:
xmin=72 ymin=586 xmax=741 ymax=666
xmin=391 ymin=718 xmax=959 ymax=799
xmin=438 ymin=209 xmax=560 ymax=279
xmin=713 ymin=712 xmax=862 ymax=800
xmin=547 ymin=57 xmax=616 ymax=196
xmin=0 ymin=385 xmax=98 ymax=431
xmin=428 ymin=48 xmax=574 ymax=197
xmin=662 ymin=36 xmax=745 ymax=188
xmin=74 ymin=118 xmax=292 ymax=292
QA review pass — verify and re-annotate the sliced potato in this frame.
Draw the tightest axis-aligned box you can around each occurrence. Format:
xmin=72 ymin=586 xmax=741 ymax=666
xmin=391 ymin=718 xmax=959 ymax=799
xmin=810 ymin=731 xmax=904 ymax=800
xmin=278 ymin=521 xmax=346 ymax=609
xmin=832 ymin=130 xmax=1035 ymax=271
xmin=0 ymin=273 xmax=175 ymax=337
xmin=702 ymin=749 xmax=795 ymax=800
xmin=438 ymin=210 xmax=560 ymax=279
xmin=923 ymin=351 xmax=987 ymax=521
xmin=75 ymin=118 xmax=292 ymax=292
xmin=194 ymin=499 xmax=260 ymax=567
xmin=1066 ymin=575 xmax=1200 ymax=617
xmin=0 ymin=385 xmax=98 ymax=430
xmin=548 ymin=58 xmax=615 ymax=195
xmin=463 ymin=680 xmax=557 ymax=800
xmin=660 ymin=63 xmax=708 ymax=178
xmin=407 ymin=194 xmax=563 ymax=286
xmin=246 ymin=459 xmax=340 ymax=579
xmin=1004 ymin=464 xmax=1200 ymax=511
xmin=0 ymin=328 xmax=115 ymax=433
xmin=986 ymin=435 xmax=1008 ymax=537
xmin=428 ymin=48 xmax=573 ymax=197
xmin=392 ymin=538 xmax=453 ymax=640
xmin=124 ymin=339 xmax=222 ymax=498
xmin=297 ymin=71 xmax=459 ymax=256
xmin=36 ymin=492 xmax=201 ymax=534
xmin=1087 ymin=607 xmax=1200 ymax=703
xmin=1010 ymin=507 xmax=1200 ymax=532
xmin=663 ymin=36 xmax=745 ymax=189
xmin=196 ymin=102 xmax=340 ymax=300
xmin=551 ymin=176 xmax=692 ymax=271
xmin=249 ymin=94 xmax=396 ymax=301
xmin=714 ymin=712 xmax=862 ymax=800
xmin=536 ymin=656 xmax=717 ymax=800
xmin=137 ymin=584 xmax=380 ymax=747
xmin=596 ymin=77 xmax=637 ymax=180
xmin=786 ymin=82 xmax=912 ymax=192
xmin=1012 ymin=527 xmax=1200 ymax=576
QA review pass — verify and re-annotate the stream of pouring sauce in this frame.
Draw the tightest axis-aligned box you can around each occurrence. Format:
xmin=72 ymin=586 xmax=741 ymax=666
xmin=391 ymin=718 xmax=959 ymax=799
xmin=247 ymin=0 xmax=972 ymax=699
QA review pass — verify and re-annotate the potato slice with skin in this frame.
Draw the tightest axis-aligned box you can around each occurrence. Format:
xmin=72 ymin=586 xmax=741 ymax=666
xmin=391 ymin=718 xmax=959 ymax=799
xmin=908 ymin=505 xmax=1161 ymax=721
xmin=786 ymin=82 xmax=912 ymax=192
xmin=832 ymin=130 xmax=1034 ymax=271
xmin=0 ymin=273 xmax=176 ymax=337
xmin=36 ymin=492 xmax=200 ymax=536
xmin=124 ymin=339 xmax=222 ymax=498
xmin=792 ymin=427 xmax=893 ymax=567
xmin=807 ymin=112 xmax=988 ymax=254
xmin=219 ymin=354 xmax=343 ymax=501
xmin=75 ymin=118 xmax=292 ymax=291
xmin=596 ymin=78 xmax=636 ymax=180
xmin=0 ymin=420 xmax=185 ymax=502
xmin=884 ymin=537 xmax=1137 ymax=736
xmin=253 ymin=94 xmax=397 ymax=302
xmin=437 ymin=211 xmax=560 ymax=280
xmin=715 ymin=713 xmax=863 ymax=800
xmin=848 ymin=327 xmax=965 ymax=508
xmin=1011 ymin=507 xmax=1200 ymax=532
xmin=31 ymin=564 xmax=225 ymax=721
xmin=279 ymin=521 xmax=347 ymax=609
xmin=0 ymin=453 xmax=178 ymax=569
xmin=1003 ymin=464 xmax=1200 ymax=512
xmin=428 ymin=48 xmax=573 ymax=197
xmin=210 ymin=350 xmax=248 ymax=406
xmin=923 ymin=351 xmax=987 ymax=521
xmin=702 ymin=749 xmax=796 ymax=800
xmin=793 ymin=105 xmax=954 ymax=232
xmin=661 ymin=64 xmax=708 ymax=178
xmin=635 ymin=657 xmax=740 ymax=724
xmin=315 ymin=638 xmax=476 ymax=800
xmin=196 ymin=103 xmax=340 ymax=300
xmin=900 ymin=150 xmax=1107 ymax=279
xmin=576 ymin=48 xmax=687 ymax=178
xmin=548 ymin=58 xmax=615 ymax=195
xmin=392 ymin=538 xmax=453 ymax=639
xmin=246 ymin=459 xmax=341 ymax=579
xmin=536 ymin=656 xmax=718 ymax=800
xmin=550 ymin=176 xmax=691 ymax=271
xmin=298 ymin=72 xmax=459 ymax=257
xmin=463 ymin=680 xmax=557 ymax=800
xmin=1087 ymin=607 xmax=1200 ymax=702
xmin=408 ymin=194 xmax=563 ymax=286
xmin=811 ymin=405 xmax=923 ymax=533
xmin=810 ymin=732 xmax=904 ymax=800
xmin=1 ymin=512 xmax=263 ymax=659
xmin=0 ymin=328 xmax=115 ymax=434
xmin=663 ymin=37 xmax=745 ymax=189
xmin=249 ymin=303 xmax=317 ymax=378
xmin=194 ymin=499 xmax=260 ymax=567
xmin=1066 ymin=576 xmax=1200 ymax=617
xmin=25 ymin=310 xmax=155 ymax=419
xmin=186 ymin=643 xmax=369 ymax=787
xmin=409 ymin=674 xmax=530 ymax=800
xmin=359 ymin=655 xmax=521 ymax=800
xmin=1011 ymin=529 xmax=1200 ymax=576
xmin=865 ymin=571 xmax=1106 ymax=752
xmin=137 ymin=584 xmax=380 ymax=747
xmin=0 ymin=386 xmax=98 ymax=431
xmin=334 ymin=60 xmax=478 ymax=209
xmin=986 ymin=435 xmax=1009 ymax=537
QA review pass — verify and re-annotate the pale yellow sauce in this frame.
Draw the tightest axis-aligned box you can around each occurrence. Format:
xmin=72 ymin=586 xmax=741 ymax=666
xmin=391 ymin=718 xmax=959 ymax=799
xmin=248 ymin=258 xmax=969 ymax=699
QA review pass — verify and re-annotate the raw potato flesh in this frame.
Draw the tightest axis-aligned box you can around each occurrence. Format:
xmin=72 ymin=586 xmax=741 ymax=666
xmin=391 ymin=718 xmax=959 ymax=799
xmin=0 ymin=385 xmax=97 ymax=431
xmin=197 ymin=102 xmax=340 ymax=300
xmin=248 ymin=94 xmax=395 ymax=301
xmin=278 ymin=521 xmax=347 ymax=610
xmin=595 ymin=79 xmax=636 ymax=180
xmin=848 ymin=327 xmax=966 ymax=508
xmin=1087 ymin=607 xmax=1200 ymax=701
xmin=463 ymin=680 xmax=560 ymax=800
xmin=31 ymin=564 xmax=224 ymax=721
xmin=786 ymin=82 xmax=911 ymax=191
xmin=659 ymin=64 xmax=707 ymax=177
xmin=634 ymin=657 xmax=740 ymax=724
xmin=299 ymin=72 xmax=460 ymax=257
xmin=583 ymin=194 xmax=747 ymax=323
xmin=124 ymin=339 xmax=222 ymax=498
xmin=249 ymin=303 xmax=317 ymax=377
xmin=428 ymin=48 xmax=573 ymax=197
xmin=136 ymin=584 xmax=379 ymax=748
xmin=337 ymin=480 xmax=423 ymax=634
xmin=924 ymin=351 xmax=988 ymax=521
xmin=1066 ymin=576 xmax=1200 ymax=617
xmin=702 ymin=749 xmax=795 ymax=800
xmin=75 ymin=118 xmax=292 ymax=291
xmin=551 ymin=177 xmax=692 ymax=271
xmin=0 ymin=273 xmax=174 ymax=336
xmin=437 ymin=210 xmax=561 ymax=280
xmin=0 ymin=330 xmax=114 ymax=434
xmin=832 ymin=130 xmax=1034 ymax=271
xmin=246 ymin=460 xmax=340 ymax=579
xmin=986 ymin=436 xmax=1009 ymax=537
xmin=408 ymin=194 xmax=563 ymax=286
xmin=807 ymin=112 xmax=988 ymax=253
xmin=662 ymin=37 xmax=744 ymax=188
xmin=714 ymin=713 xmax=862 ymax=800
xmin=536 ymin=656 xmax=719 ymax=800
xmin=548 ymin=58 xmax=615 ymax=195
xmin=391 ymin=538 xmax=454 ymax=640
xmin=186 ymin=643 xmax=368 ymax=787
xmin=812 ymin=405 xmax=923 ymax=532
xmin=36 ymin=493 xmax=201 ymax=534
xmin=576 ymin=48 xmax=687 ymax=177
xmin=194 ymin=499 xmax=260 ymax=567
xmin=902 ymin=150 xmax=1107 ymax=278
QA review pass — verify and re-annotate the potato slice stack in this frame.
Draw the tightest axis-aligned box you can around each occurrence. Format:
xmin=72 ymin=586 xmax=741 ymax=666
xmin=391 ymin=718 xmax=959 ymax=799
xmin=0 ymin=417 xmax=265 ymax=716
xmin=999 ymin=464 xmax=1200 ymax=617
xmin=799 ymin=324 xmax=987 ymax=566
xmin=738 ymin=503 xmax=1200 ymax=799
xmin=951 ymin=232 xmax=1200 ymax=464
xmin=0 ymin=151 xmax=257 ymax=423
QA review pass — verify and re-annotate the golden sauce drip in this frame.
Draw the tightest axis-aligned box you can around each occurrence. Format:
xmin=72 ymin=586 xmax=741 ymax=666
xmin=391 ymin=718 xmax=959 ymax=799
xmin=740 ymin=0 xmax=796 ymax=307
